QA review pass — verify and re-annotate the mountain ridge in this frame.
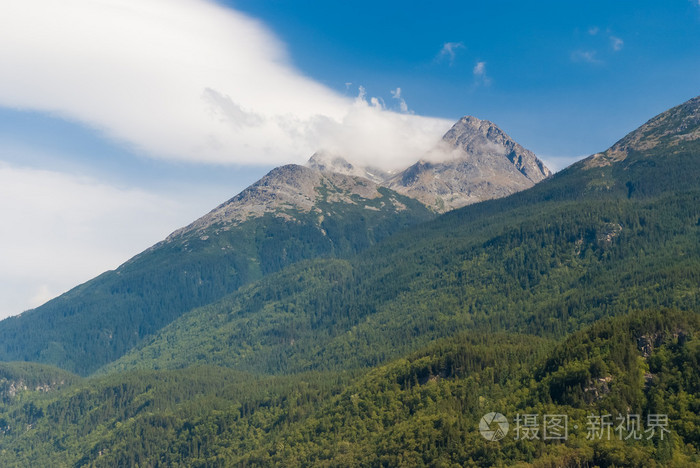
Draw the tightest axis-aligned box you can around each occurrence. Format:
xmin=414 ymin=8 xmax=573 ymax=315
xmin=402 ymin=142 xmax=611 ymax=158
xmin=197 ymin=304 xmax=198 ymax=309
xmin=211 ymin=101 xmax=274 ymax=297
xmin=102 ymin=96 xmax=700 ymax=376
xmin=0 ymin=164 xmax=433 ymax=375
xmin=308 ymin=115 xmax=552 ymax=212
xmin=162 ymin=164 xmax=401 ymax=242
xmin=586 ymin=95 xmax=700 ymax=168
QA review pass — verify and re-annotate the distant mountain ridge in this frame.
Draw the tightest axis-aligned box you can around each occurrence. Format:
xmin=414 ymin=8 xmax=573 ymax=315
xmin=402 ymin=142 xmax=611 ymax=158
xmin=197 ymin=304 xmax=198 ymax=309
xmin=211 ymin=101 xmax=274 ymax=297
xmin=0 ymin=113 xmax=548 ymax=374
xmin=14 ymin=101 xmax=694 ymax=376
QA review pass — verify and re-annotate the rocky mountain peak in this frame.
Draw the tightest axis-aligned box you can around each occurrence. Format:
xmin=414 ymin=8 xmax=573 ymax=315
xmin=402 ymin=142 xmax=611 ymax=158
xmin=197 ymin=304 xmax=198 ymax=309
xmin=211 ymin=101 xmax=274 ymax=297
xmin=307 ymin=152 xmax=355 ymax=175
xmin=306 ymin=151 xmax=393 ymax=184
xmin=445 ymin=116 xmax=502 ymax=141
xmin=303 ymin=116 xmax=552 ymax=213
xmin=384 ymin=116 xmax=551 ymax=212
xmin=165 ymin=164 xmax=399 ymax=241
xmin=443 ymin=115 xmax=551 ymax=182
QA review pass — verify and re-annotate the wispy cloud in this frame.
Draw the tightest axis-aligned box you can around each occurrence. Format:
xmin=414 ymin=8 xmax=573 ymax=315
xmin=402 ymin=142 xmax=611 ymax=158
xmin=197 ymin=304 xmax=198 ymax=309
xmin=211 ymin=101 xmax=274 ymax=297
xmin=571 ymin=50 xmax=601 ymax=64
xmin=473 ymin=61 xmax=492 ymax=86
xmin=575 ymin=25 xmax=624 ymax=63
xmin=0 ymin=0 xmax=451 ymax=169
xmin=437 ymin=41 xmax=465 ymax=65
xmin=390 ymin=87 xmax=410 ymax=113
xmin=610 ymin=36 xmax=624 ymax=51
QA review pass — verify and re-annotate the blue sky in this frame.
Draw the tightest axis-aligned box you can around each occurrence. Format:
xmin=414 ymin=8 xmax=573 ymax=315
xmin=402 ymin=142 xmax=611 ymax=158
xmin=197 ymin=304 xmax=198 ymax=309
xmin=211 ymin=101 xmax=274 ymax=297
xmin=229 ymin=0 xmax=700 ymax=158
xmin=0 ymin=0 xmax=699 ymax=318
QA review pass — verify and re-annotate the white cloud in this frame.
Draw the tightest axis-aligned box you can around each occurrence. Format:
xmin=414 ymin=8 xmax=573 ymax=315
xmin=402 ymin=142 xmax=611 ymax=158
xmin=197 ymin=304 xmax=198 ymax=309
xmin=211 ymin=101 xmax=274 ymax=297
xmin=0 ymin=0 xmax=458 ymax=319
xmin=312 ymin=93 xmax=452 ymax=170
xmin=610 ymin=36 xmax=624 ymax=51
xmin=0 ymin=0 xmax=451 ymax=170
xmin=473 ymin=61 xmax=492 ymax=86
xmin=588 ymin=26 xmax=600 ymax=36
xmin=0 ymin=161 xmax=210 ymax=319
xmin=390 ymin=87 xmax=409 ymax=113
xmin=438 ymin=41 xmax=465 ymax=65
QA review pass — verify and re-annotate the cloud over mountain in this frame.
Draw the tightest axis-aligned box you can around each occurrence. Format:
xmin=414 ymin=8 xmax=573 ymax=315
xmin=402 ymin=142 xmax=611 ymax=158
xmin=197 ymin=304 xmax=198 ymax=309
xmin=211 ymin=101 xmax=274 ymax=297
xmin=0 ymin=0 xmax=451 ymax=169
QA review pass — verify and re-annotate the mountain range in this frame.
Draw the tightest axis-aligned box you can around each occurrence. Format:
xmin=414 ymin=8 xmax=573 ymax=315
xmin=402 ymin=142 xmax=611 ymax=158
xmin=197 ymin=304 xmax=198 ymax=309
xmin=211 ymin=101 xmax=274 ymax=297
xmin=0 ymin=96 xmax=698 ymax=467
xmin=0 ymin=115 xmax=549 ymax=375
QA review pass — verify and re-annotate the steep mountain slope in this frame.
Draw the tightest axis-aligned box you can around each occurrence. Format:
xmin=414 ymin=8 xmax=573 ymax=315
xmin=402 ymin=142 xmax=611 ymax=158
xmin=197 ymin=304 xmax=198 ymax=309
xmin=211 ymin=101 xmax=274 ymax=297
xmin=527 ymin=95 xmax=700 ymax=203
xmin=105 ymin=96 xmax=700 ymax=376
xmin=106 ymin=192 xmax=700 ymax=375
xmin=0 ymin=113 xmax=552 ymax=376
xmin=0 ymin=165 xmax=434 ymax=375
xmin=586 ymin=95 xmax=700 ymax=169
xmin=386 ymin=116 xmax=551 ymax=211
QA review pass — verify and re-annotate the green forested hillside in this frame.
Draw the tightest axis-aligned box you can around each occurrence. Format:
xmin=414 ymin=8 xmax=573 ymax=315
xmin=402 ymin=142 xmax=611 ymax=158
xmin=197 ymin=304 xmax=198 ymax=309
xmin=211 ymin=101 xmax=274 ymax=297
xmin=0 ymin=174 xmax=433 ymax=375
xmin=0 ymin=362 xmax=80 ymax=404
xmin=104 ymin=188 xmax=700 ymax=375
xmin=0 ymin=310 xmax=697 ymax=467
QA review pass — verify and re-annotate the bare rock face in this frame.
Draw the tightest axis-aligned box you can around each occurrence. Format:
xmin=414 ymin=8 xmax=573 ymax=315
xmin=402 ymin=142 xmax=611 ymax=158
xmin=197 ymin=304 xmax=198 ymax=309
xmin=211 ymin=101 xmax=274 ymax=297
xmin=302 ymin=116 xmax=552 ymax=213
xmin=386 ymin=116 xmax=551 ymax=212
xmin=443 ymin=116 xmax=551 ymax=182
xmin=166 ymin=164 xmax=391 ymax=240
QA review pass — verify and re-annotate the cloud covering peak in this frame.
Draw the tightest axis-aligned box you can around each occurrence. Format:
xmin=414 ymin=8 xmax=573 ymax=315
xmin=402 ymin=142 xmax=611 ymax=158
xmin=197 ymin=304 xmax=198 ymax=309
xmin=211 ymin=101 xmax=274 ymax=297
xmin=0 ymin=0 xmax=452 ymax=169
